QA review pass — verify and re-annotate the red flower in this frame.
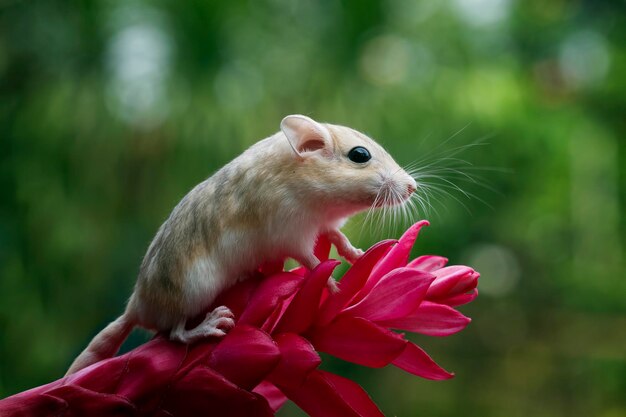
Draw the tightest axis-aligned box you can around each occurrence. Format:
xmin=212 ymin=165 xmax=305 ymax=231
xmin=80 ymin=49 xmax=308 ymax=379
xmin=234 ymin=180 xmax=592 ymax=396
xmin=0 ymin=221 xmax=479 ymax=417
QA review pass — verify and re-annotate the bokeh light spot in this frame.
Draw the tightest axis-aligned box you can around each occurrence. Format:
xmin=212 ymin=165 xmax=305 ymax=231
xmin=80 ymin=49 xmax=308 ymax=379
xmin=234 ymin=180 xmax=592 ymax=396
xmin=360 ymin=34 xmax=411 ymax=86
xmin=452 ymin=0 xmax=513 ymax=27
xmin=105 ymin=5 xmax=172 ymax=129
xmin=465 ymin=244 xmax=520 ymax=296
xmin=559 ymin=30 xmax=611 ymax=90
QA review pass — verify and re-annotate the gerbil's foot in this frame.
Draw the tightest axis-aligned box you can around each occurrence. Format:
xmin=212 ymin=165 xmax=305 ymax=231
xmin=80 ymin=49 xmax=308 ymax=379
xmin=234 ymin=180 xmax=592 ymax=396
xmin=199 ymin=306 xmax=235 ymax=337
xmin=324 ymin=229 xmax=364 ymax=264
xmin=170 ymin=306 xmax=235 ymax=344
xmin=345 ymin=248 xmax=364 ymax=264
xmin=327 ymin=277 xmax=340 ymax=294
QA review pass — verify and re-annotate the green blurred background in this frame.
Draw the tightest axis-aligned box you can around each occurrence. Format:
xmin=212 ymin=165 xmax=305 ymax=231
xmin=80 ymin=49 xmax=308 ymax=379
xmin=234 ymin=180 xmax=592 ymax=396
xmin=1 ymin=0 xmax=624 ymax=415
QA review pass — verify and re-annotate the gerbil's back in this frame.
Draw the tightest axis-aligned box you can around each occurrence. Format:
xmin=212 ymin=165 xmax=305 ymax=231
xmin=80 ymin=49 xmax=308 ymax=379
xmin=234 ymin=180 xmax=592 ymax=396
xmin=135 ymin=134 xmax=303 ymax=292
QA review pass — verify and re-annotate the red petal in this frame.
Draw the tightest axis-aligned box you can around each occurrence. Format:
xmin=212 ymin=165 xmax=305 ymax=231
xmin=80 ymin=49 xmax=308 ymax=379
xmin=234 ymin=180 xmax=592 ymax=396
xmin=114 ymin=338 xmax=187 ymax=401
xmin=165 ymin=366 xmax=274 ymax=417
xmin=377 ymin=301 xmax=471 ymax=336
xmin=356 ymin=221 xmax=430 ymax=302
xmin=438 ymin=288 xmax=479 ymax=307
xmin=321 ymin=371 xmax=385 ymax=417
xmin=426 ymin=266 xmax=478 ymax=300
xmin=276 ymin=370 xmax=384 ymax=417
xmin=213 ymin=276 xmax=262 ymax=320
xmin=270 ymin=333 xmax=321 ymax=387
xmin=288 ymin=265 xmax=308 ymax=276
xmin=310 ymin=315 xmax=406 ymax=367
xmin=176 ymin=336 xmax=218 ymax=377
xmin=238 ymin=272 xmax=303 ymax=327
xmin=392 ymin=342 xmax=454 ymax=380
xmin=407 ymin=255 xmax=448 ymax=272
xmin=66 ymin=354 xmax=133 ymax=393
xmin=253 ymin=381 xmax=287 ymax=412
xmin=274 ymin=260 xmax=341 ymax=334
xmin=260 ymin=295 xmax=294 ymax=333
xmin=317 ymin=240 xmax=396 ymax=326
xmin=44 ymin=385 xmax=136 ymax=416
xmin=314 ymin=234 xmax=332 ymax=261
xmin=0 ymin=390 xmax=67 ymax=416
xmin=66 ymin=336 xmax=187 ymax=399
xmin=343 ymin=268 xmax=434 ymax=322
xmin=209 ymin=325 xmax=281 ymax=391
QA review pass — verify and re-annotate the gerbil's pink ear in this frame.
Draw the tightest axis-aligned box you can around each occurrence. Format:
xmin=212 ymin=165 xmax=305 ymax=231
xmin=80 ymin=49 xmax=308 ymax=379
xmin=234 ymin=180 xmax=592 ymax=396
xmin=280 ymin=114 xmax=332 ymax=159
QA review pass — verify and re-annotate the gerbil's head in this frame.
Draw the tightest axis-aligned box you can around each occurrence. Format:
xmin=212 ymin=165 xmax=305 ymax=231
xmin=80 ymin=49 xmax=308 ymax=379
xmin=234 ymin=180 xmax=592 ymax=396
xmin=280 ymin=114 xmax=417 ymax=217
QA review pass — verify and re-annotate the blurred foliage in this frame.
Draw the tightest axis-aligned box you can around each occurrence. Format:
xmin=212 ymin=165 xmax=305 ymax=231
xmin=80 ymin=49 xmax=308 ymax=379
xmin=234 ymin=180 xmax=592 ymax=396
xmin=1 ymin=0 xmax=625 ymax=416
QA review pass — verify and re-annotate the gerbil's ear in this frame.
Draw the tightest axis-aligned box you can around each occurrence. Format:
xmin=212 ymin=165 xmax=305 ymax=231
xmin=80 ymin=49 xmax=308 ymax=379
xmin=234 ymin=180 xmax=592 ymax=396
xmin=280 ymin=114 xmax=332 ymax=159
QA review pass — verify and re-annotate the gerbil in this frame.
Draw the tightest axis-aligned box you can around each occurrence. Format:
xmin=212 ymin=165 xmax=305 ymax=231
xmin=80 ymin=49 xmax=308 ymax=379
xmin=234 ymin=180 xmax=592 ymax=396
xmin=66 ymin=114 xmax=417 ymax=374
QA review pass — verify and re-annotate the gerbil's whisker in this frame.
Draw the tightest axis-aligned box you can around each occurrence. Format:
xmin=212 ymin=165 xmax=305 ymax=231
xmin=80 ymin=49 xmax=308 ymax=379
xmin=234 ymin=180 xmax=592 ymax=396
xmin=359 ymin=180 xmax=387 ymax=241
xmin=400 ymin=130 xmax=503 ymax=220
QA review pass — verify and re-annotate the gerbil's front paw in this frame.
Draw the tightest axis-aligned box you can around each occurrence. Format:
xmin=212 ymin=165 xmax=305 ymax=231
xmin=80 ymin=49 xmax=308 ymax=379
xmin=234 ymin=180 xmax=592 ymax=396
xmin=200 ymin=306 xmax=235 ymax=337
xmin=345 ymin=248 xmax=365 ymax=264
xmin=327 ymin=277 xmax=340 ymax=294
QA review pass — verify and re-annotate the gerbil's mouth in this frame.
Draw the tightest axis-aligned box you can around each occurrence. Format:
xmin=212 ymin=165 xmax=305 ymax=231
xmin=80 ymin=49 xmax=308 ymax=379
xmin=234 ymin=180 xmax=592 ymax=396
xmin=405 ymin=183 xmax=417 ymax=198
xmin=372 ymin=184 xmax=416 ymax=208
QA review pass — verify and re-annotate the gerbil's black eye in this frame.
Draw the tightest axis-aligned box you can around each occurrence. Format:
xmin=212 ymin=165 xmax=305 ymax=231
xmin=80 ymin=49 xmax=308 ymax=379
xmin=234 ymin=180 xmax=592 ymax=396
xmin=348 ymin=146 xmax=371 ymax=163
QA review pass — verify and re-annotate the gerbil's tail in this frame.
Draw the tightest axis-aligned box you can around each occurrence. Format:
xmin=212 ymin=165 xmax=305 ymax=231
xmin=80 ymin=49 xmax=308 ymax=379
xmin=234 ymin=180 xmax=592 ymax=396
xmin=65 ymin=313 xmax=135 ymax=375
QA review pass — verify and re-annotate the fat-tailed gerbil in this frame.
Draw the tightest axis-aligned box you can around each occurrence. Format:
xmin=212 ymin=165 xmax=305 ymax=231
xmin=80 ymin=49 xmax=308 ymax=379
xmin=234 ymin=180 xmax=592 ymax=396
xmin=66 ymin=114 xmax=417 ymax=375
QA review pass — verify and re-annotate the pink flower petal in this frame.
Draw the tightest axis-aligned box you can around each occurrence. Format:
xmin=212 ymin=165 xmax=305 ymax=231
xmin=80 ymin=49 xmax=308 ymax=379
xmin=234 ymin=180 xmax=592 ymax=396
xmin=260 ymin=295 xmax=294 ymax=333
xmin=310 ymin=315 xmax=407 ymax=367
xmin=65 ymin=336 xmax=187 ymax=400
xmin=0 ymin=391 xmax=66 ymax=417
xmin=426 ymin=266 xmax=478 ymax=300
xmin=356 ymin=220 xmax=430 ymax=302
xmin=343 ymin=268 xmax=435 ymax=322
xmin=317 ymin=240 xmax=396 ymax=326
xmin=438 ymin=288 xmax=479 ymax=307
xmin=377 ymin=301 xmax=471 ymax=336
xmin=44 ymin=385 xmax=136 ymax=416
xmin=321 ymin=370 xmax=385 ymax=417
xmin=175 ymin=336 xmax=218 ymax=377
xmin=288 ymin=265 xmax=308 ymax=276
xmin=238 ymin=272 xmax=303 ymax=327
xmin=115 ymin=338 xmax=187 ymax=402
xmin=253 ymin=381 xmax=287 ymax=413
xmin=270 ymin=333 xmax=321 ymax=387
xmin=213 ymin=276 xmax=262 ymax=320
xmin=276 ymin=369 xmax=384 ymax=417
xmin=274 ymin=260 xmax=341 ymax=334
xmin=165 ymin=366 xmax=274 ymax=417
xmin=65 ymin=353 xmax=133 ymax=393
xmin=407 ymin=255 xmax=448 ymax=272
xmin=392 ymin=342 xmax=454 ymax=380
xmin=209 ymin=325 xmax=281 ymax=391
xmin=314 ymin=233 xmax=332 ymax=261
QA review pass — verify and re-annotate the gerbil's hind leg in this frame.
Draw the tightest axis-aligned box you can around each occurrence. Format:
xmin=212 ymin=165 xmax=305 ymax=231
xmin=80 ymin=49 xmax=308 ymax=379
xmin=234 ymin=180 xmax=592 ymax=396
xmin=325 ymin=229 xmax=364 ymax=264
xmin=169 ymin=306 xmax=235 ymax=344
